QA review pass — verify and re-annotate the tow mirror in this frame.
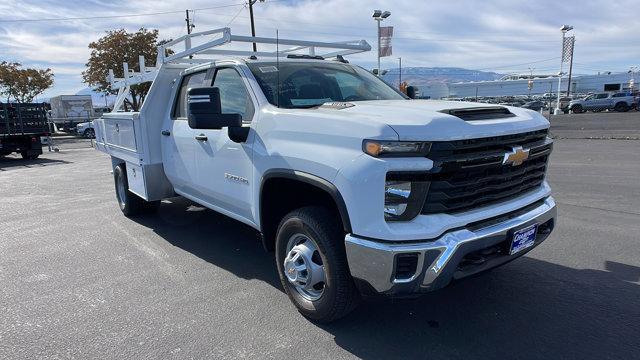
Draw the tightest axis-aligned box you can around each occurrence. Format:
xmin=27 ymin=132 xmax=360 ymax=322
xmin=187 ymin=87 xmax=242 ymax=129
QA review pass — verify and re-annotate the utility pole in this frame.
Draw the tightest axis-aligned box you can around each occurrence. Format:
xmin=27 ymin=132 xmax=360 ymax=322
xmin=185 ymin=10 xmax=194 ymax=34
xmin=248 ymin=0 xmax=265 ymax=52
xmin=185 ymin=10 xmax=195 ymax=59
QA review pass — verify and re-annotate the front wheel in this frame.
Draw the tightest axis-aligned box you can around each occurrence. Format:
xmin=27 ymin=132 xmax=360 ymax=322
xmin=113 ymin=164 xmax=160 ymax=216
xmin=83 ymin=128 xmax=95 ymax=139
xmin=275 ymin=206 xmax=359 ymax=323
xmin=571 ymin=104 xmax=583 ymax=113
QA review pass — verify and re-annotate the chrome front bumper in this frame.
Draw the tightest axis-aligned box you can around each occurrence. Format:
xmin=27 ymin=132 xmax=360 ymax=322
xmin=345 ymin=196 xmax=557 ymax=295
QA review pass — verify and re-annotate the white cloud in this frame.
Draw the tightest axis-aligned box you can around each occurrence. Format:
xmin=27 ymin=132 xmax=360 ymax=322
xmin=0 ymin=0 xmax=637 ymax=98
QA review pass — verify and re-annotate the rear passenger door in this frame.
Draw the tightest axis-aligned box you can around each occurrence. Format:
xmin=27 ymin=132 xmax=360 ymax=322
xmin=193 ymin=66 xmax=257 ymax=224
xmin=161 ymin=70 xmax=207 ymax=194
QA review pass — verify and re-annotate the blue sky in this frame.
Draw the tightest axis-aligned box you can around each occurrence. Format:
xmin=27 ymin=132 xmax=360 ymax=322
xmin=1 ymin=0 xmax=638 ymax=99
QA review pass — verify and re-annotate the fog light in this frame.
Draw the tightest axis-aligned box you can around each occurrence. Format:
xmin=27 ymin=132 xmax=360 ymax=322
xmin=384 ymin=174 xmax=429 ymax=221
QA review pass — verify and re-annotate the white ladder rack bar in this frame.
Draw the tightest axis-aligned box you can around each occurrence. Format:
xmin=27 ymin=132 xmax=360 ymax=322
xmin=107 ymin=27 xmax=371 ymax=93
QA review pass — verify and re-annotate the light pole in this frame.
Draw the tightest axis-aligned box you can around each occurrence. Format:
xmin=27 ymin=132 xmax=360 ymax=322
xmin=630 ymin=66 xmax=638 ymax=92
xmin=528 ymin=67 xmax=535 ymax=97
xmin=398 ymin=57 xmax=402 ymax=89
xmin=372 ymin=9 xmax=391 ymax=77
xmin=555 ymin=24 xmax=573 ymax=115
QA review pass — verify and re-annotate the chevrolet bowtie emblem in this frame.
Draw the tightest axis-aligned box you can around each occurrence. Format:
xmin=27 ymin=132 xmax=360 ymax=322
xmin=503 ymin=146 xmax=530 ymax=166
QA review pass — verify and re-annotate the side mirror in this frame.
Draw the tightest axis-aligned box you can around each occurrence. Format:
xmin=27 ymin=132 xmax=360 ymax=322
xmin=406 ymin=86 xmax=417 ymax=99
xmin=187 ymin=87 xmax=242 ymax=129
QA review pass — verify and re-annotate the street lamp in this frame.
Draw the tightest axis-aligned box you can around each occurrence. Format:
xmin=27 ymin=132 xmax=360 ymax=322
xmin=528 ymin=67 xmax=535 ymax=97
xmin=373 ymin=9 xmax=391 ymax=77
xmin=555 ymin=25 xmax=573 ymax=115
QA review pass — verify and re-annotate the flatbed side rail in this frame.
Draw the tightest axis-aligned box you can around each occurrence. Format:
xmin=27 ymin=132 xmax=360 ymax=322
xmin=0 ymin=103 xmax=49 ymax=136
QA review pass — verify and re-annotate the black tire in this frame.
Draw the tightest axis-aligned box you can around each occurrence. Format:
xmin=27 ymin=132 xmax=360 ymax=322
xmin=614 ymin=102 xmax=629 ymax=112
xmin=571 ymin=104 xmax=583 ymax=113
xmin=275 ymin=206 xmax=359 ymax=323
xmin=20 ymin=151 xmax=39 ymax=160
xmin=83 ymin=128 xmax=95 ymax=139
xmin=113 ymin=164 xmax=160 ymax=216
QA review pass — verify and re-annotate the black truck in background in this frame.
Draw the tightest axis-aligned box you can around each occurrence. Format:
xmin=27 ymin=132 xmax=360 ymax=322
xmin=1 ymin=103 xmax=48 ymax=160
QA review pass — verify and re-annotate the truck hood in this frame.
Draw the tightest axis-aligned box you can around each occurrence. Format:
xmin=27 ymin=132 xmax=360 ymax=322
xmin=314 ymin=100 xmax=550 ymax=141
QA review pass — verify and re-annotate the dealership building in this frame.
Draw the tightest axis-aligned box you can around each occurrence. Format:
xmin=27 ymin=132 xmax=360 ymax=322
xmin=420 ymin=71 xmax=637 ymax=99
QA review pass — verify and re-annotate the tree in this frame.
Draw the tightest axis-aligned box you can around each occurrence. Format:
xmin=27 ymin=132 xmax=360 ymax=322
xmin=399 ymin=81 xmax=409 ymax=95
xmin=0 ymin=62 xmax=54 ymax=103
xmin=83 ymin=28 xmax=167 ymax=111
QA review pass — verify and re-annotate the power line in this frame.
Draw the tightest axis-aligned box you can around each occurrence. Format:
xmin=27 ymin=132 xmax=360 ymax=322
xmin=0 ymin=1 xmax=247 ymax=23
xmin=225 ymin=3 xmax=248 ymax=27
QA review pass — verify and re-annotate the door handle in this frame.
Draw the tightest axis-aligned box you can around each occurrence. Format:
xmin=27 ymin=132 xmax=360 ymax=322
xmin=161 ymin=130 xmax=171 ymax=136
xmin=195 ymin=134 xmax=208 ymax=141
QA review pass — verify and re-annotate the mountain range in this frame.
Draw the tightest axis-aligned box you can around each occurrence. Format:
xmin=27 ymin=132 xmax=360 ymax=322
xmin=65 ymin=67 xmax=505 ymax=106
xmin=381 ymin=67 xmax=503 ymax=86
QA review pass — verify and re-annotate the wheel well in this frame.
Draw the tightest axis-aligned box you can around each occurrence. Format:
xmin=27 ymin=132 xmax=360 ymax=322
xmin=260 ymin=174 xmax=351 ymax=251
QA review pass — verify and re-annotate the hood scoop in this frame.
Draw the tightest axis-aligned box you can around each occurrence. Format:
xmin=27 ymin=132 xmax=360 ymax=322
xmin=439 ymin=106 xmax=515 ymax=121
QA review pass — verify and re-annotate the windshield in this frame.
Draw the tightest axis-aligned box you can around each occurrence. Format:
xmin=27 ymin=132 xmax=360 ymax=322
xmin=247 ymin=61 xmax=406 ymax=108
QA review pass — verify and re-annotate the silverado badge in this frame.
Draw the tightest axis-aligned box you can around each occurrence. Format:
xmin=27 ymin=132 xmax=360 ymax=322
xmin=503 ymin=146 xmax=530 ymax=166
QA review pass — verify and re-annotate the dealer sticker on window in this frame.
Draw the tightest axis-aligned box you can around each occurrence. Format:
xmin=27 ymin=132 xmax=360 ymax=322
xmin=510 ymin=224 xmax=538 ymax=255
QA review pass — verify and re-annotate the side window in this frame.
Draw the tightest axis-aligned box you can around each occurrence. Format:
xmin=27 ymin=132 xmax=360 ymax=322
xmin=213 ymin=68 xmax=254 ymax=122
xmin=173 ymin=71 xmax=207 ymax=119
xmin=596 ymin=93 xmax=609 ymax=99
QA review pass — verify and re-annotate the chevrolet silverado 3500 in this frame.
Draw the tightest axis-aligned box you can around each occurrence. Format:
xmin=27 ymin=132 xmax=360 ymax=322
xmin=94 ymin=28 xmax=556 ymax=322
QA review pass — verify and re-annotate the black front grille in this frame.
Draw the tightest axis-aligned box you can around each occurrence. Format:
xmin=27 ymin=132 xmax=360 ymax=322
xmin=421 ymin=129 xmax=552 ymax=214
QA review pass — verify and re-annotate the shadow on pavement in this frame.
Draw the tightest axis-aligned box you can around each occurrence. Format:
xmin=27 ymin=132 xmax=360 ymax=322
xmin=132 ymin=197 xmax=640 ymax=360
xmin=0 ymin=156 xmax=70 ymax=170
xmin=133 ymin=197 xmax=281 ymax=290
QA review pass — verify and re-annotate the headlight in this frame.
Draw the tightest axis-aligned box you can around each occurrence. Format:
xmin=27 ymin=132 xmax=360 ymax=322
xmin=384 ymin=173 xmax=430 ymax=221
xmin=363 ymin=140 xmax=431 ymax=157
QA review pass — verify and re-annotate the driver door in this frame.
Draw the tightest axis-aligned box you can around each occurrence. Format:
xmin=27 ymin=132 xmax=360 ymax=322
xmin=193 ymin=66 xmax=256 ymax=224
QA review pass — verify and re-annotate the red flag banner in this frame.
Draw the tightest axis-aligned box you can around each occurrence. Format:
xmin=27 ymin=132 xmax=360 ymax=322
xmin=379 ymin=26 xmax=393 ymax=57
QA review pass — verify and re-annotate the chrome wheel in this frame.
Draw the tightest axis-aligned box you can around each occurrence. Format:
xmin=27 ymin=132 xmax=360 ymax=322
xmin=283 ymin=234 xmax=326 ymax=301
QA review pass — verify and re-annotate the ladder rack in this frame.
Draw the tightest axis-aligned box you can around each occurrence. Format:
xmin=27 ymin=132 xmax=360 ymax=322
xmin=107 ymin=27 xmax=371 ymax=91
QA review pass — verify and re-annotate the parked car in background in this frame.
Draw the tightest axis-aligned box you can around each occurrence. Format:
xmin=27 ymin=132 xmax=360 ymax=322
xmin=76 ymin=121 xmax=95 ymax=138
xmin=569 ymin=92 xmax=635 ymax=113
xmin=549 ymin=97 xmax=572 ymax=114
xmin=93 ymin=107 xmax=112 ymax=118
xmin=521 ymin=100 xmax=546 ymax=111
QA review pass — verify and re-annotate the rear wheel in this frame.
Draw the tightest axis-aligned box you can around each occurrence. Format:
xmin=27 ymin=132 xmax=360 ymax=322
xmin=20 ymin=151 xmax=39 ymax=160
xmin=275 ymin=206 xmax=359 ymax=323
xmin=113 ymin=164 xmax=160 ymax=216
xmin=614 ymin=102 xmax=629 ymax=112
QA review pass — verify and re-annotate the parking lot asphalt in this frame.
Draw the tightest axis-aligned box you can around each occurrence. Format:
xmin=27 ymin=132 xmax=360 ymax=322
xmin=1 ymin=112 xmax=639 ymax=359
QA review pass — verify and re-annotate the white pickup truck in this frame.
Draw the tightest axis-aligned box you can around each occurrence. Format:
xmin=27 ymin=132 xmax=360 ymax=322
xmin=94 ymin=28 xmax=556 ymax=322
